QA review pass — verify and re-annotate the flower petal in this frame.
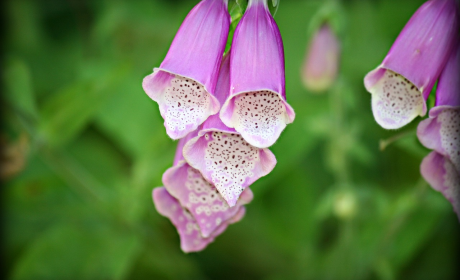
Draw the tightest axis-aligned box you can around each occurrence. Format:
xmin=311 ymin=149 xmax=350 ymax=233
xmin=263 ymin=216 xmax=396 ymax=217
xmin=183 ymin=130 xmax=275 ymax=206
xmin=436 ymin=39 xmax=460 ymax=107
xmin=220 ymin=0 xmax=295 ymax=148
xmin=366 ymin=68 xmax=426 ymax=129
xmin=364 ymin=0 xmax=459 ymax=129
xmin=418 ymin=106 xmax=460 ymax=172
xmin=142 ymin=0 xmax=230 ymax=139
xmin=143 ymin=70 xmax=220 ymax=139
xmin=421 ymin=152 xmax=460 ymax=221
xmin=153 ymin=187 xmax=224 ymax=252
xmin=162 ymin=161 xmax=252 ymax=237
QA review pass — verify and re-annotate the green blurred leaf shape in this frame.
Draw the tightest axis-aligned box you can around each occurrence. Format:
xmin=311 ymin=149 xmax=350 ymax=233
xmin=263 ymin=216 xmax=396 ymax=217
xmin=38 ymin=62 xmax=130 ymax=146
xmin=3 ymin=57 xmax=38 ymax=118
xmin=12 ymin=224 xmax=141 ymax=280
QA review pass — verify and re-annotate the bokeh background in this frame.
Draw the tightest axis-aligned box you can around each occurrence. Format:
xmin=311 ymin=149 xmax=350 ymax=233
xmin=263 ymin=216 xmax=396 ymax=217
xmin=2 ymin=0 xmax=459 ymax=279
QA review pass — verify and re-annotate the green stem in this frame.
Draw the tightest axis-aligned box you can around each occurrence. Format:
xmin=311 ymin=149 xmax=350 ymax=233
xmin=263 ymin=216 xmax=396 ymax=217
xmin=379 ymin=129 xmax=415 ymax=151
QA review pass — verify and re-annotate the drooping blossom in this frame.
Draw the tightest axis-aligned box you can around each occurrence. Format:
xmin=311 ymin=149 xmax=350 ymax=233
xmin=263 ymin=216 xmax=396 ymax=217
xmin=163 ymin=130 xmax=253 ymax=237
xmin=364 ymin=0 xmax=459 ymax=129
xmin=219 ymin=0 xmax=295 ymax=148
xmin=142 ymin=0 xmax=230 ymax=139
xmin=421 ymin=152 xmax=459 ymax=221
xmin=153 ymin=187 xmax=247 ymax=253
xmin=183 ymin=54 xmax=276 ymax=207
xmin=301 ymin=23 xmax=340 ymax=92
xmin=418 ymin=40 xmax=460 ymax=220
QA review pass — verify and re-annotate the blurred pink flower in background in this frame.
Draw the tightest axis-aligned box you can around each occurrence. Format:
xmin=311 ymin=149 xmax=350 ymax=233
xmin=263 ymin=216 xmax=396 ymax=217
xmin=301 ymin=23 xmax=340 ymax=93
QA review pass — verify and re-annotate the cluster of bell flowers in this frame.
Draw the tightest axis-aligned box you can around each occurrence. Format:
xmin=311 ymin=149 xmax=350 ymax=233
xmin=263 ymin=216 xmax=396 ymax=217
xmin=364 ymin=0 xmax=459 ymax=221
xmin=143 ymin=0 xmax=295 ymax=252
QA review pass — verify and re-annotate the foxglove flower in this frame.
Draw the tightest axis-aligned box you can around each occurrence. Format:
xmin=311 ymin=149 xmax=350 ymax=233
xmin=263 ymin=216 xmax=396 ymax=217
xmin=301 ymin=23 xmax=340 ymax=92
xmin=219 ymin=0 xmax=295 ymax=148
xmin=183 ymin=54 xmax=276 ymax=207
xmin=418 ymin=41 xmax=460 ymax=220
xmin=364 ymin=0 xmax=459 ymax=129
xmin=153 ymin=187 xmax=247 ymax=252
xmin=420 ymin=152 xmax=459 ymax=221
xmin=142 ymin=0 xmax=230 ymax=139
xmin=418 ymin=41 xmax=460 ymax=173
xmin=163 ymin=130 xmax=253 ymax=238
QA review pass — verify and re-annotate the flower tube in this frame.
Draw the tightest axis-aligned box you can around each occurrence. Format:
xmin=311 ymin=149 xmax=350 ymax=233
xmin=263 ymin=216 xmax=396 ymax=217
xmin=301 ymin=23 xmax=340 ymax=92
xmin=142 ymin=0 xmax=230 ymax=139
xmin=183 ymin=54 xmax=276 ymax=207
xmin=364 ymin=0 xmax=459 ymax=129
xmin=163 ymin=130 xmax=253 ymax=238
xmin=219 ymin=0 xmax=295 ymax=148
xmin=153 ymin=187 xmax=247 ymax=253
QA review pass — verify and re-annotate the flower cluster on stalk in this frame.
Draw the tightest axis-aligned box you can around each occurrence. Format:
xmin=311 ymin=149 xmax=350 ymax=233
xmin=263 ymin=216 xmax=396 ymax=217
xmin=143 ymin=0 xmax=294 ymax=252
xmin=364 ymin=0 xmax=459 ymax=221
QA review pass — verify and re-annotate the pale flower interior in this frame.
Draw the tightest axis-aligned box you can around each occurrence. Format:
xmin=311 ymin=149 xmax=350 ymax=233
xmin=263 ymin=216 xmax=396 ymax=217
xmin=371 ymin=70 xmax=425 ymax=129
xmin=233 ymin=91 xmax=287 ymax=144
xmin=154 ymin=188 xmax=217 ymax=252
xmin=182 ymin=166 xmax=236 ymax=237
xmin=204 ymin=131 xmax=260 ymax=206
xmin=439 ymin=108 xmax=460 ymax=172
xmin=163 ymin=75 xmax=211 ymax=135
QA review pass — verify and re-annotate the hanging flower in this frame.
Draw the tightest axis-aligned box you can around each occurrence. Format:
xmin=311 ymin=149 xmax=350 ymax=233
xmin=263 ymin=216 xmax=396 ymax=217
xmin=219 ymin=0 xmax=295 ymax=148
xmin=364 ymin=0 xmax=459 ymax=129
xmin=418 ymin=41 xmax=459 ymax=220
xmin=183 ymin=54 xmax=276 ymax=207
xmin=420 ymin=152 xmax=459 ymax=221
xmin=301 ymin=23 xmax=340 ymax=92
xmin=142 ymin=0 xmax=230 ymax=139
xmin=162 ymin=130 xmax=253 ymax=238
xmin=153 ymin=187 xmax=247 ymax=253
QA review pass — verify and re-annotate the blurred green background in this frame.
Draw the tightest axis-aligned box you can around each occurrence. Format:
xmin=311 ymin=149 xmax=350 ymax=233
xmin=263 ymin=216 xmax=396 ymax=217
xmin=2 ymin=0 xmax=459 ymax=279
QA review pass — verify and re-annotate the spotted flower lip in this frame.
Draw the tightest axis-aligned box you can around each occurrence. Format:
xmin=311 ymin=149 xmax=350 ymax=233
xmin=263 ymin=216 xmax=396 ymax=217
xmin=162 ymin=160 xmax=253 ymax=238
xmin=219 ymin=0 xmax=295 ymax=149
xmin=364 ymin=0 xmax=459 ymax=130
xmin=183 ymin=54 xmax=276 ymax=207
xmin=152 ymin=187 xmax=247 ymax=253
xmin=301 ymin=23 xmax=340 ymax=92
xmin=417 ymin=41 xmax=460 ymax=174
xmin=142 ymin=0 xmax=230 ymax=140
xmin=421 ymin=152 xmax=460 ymax=221
xmin=164 ymin=130 xmax=253 ymax=238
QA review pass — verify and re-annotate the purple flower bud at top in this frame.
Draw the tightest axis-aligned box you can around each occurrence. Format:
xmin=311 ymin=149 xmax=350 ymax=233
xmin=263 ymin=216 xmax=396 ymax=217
xmin=162 ymin=131 xmax=253 ymax=238
xmin=142 ymin=0 xmax=230 ymax=139
xmin=364 ymin=0 xmax=459 ymax=129
xmin=183 ymin=53 xmax=277 ymax=207
xmin=153 ymin=187 xmax=247 ymax=252
xmin=219 ymin=0 xmax=295 ymax=148
xmin=301 ymin=23 xmax=340 ymax=92
xmin=417 ymin=41 xmax=460 ymax=220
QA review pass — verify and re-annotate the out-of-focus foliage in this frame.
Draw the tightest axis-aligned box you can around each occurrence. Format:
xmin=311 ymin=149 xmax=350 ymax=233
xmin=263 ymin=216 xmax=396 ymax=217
xmin=2 ymin=0 xmax=459 ymax=279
